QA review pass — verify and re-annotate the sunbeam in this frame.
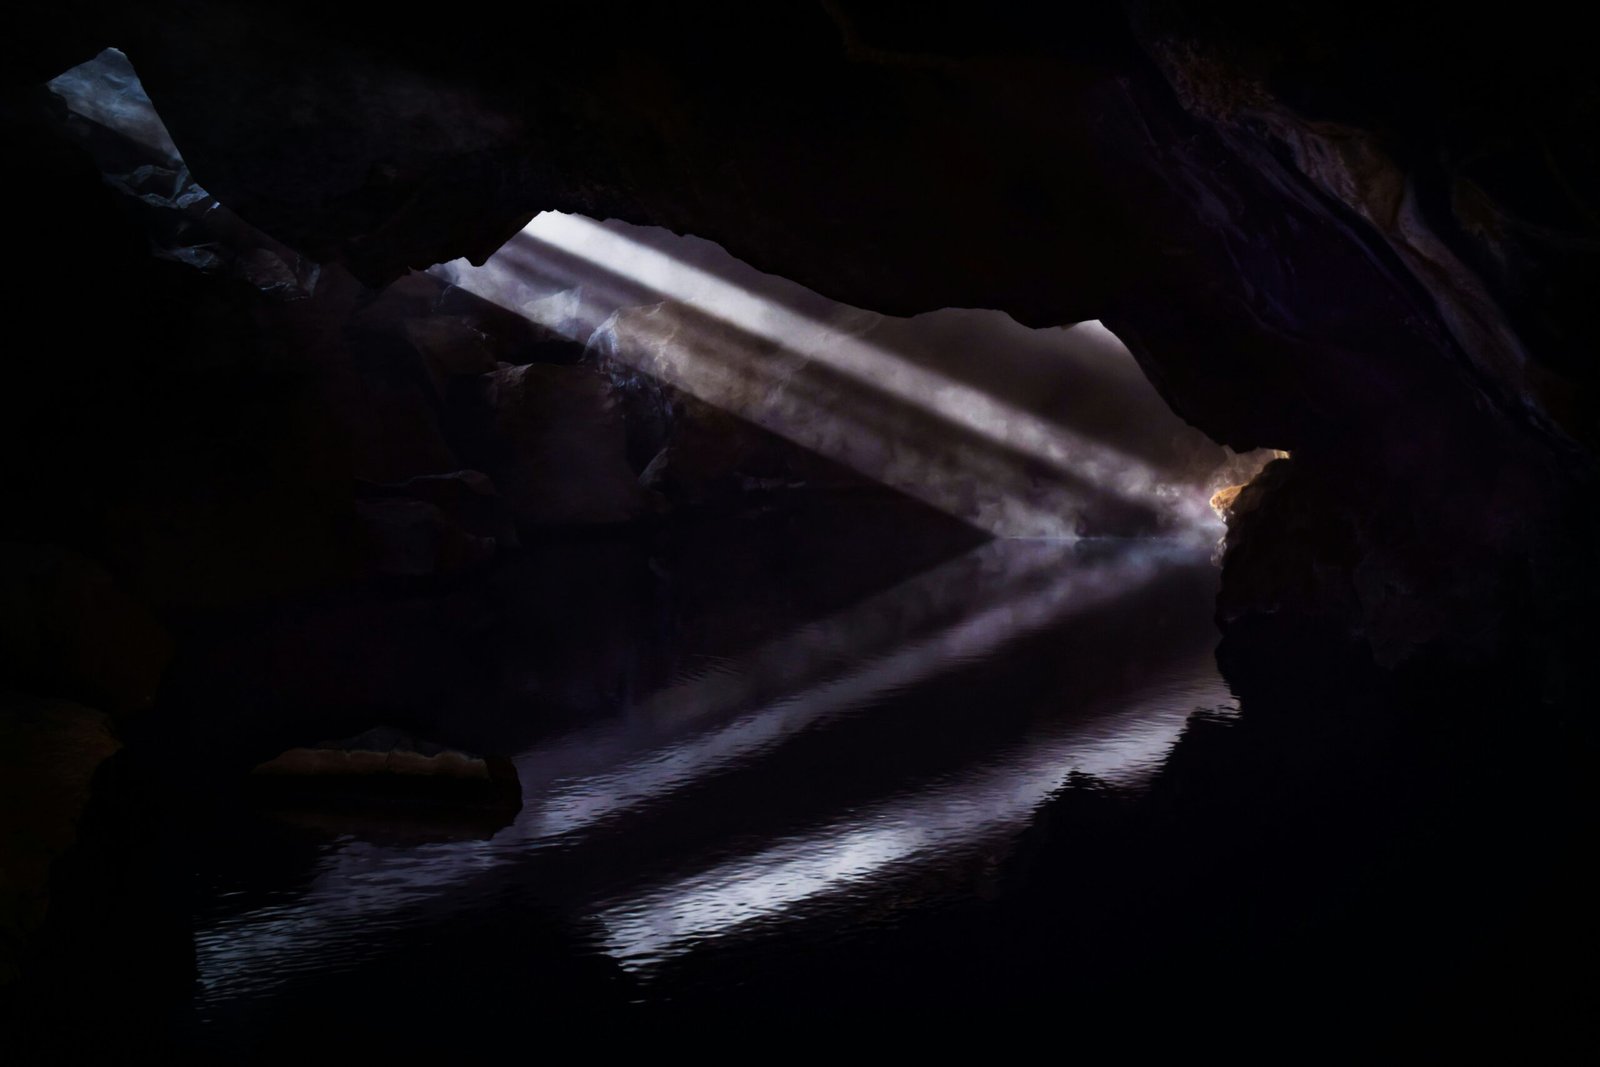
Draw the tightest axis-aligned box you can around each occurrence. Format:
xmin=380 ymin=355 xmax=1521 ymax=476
xmin=438 ymin=214 xmax=1268 ymax=539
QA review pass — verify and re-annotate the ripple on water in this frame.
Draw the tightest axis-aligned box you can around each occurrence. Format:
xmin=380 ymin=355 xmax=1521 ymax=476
xmin=191 ymin=539 xmax=1233 ymax=1005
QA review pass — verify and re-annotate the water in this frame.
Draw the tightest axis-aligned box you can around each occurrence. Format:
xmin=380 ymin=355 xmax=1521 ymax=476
xmin=23 ymin=46 xmax=1588 ymax=1052
xmin=181 ymin=531 xmax=1234 ymax=1025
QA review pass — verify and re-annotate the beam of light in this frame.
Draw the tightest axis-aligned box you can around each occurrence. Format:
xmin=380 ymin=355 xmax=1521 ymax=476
xmin=516 ymin=540 xmax=1188 ymax=841
xmin=586 ymin=301 xmax=1143 ymax=538
xmin=44 ymin=47 xmax=1258 ymax=997
xmin=595 ymin=655 xmax=1228 ymax=969
xmin=521 ymin=213 xmax=1148 ymax=498
xmin=48 ymin=49 xmax=1266 ymax=540
xmin=439 ymin=214 xmax=1245 ymax=539
xmin=495 ymin=215 xmax=1129 ymax=489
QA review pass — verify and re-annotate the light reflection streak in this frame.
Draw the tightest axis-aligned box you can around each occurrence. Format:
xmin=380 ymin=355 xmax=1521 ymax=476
xmin=518 ymin=540 xmax=1182 ymax=840
xmin=596 ymin=668 xmax=1216 ymax=967
xmin=48 ymin=45 xmax=1251 ymax=999
xmin=511 ymin=539 xmax=1064 ymax=792
xmin=190 ymin=541 xmax=1223 ymax=998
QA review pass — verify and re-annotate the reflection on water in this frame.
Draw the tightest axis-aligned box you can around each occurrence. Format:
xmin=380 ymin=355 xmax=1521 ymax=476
xmin=598 ymin=665 xmax=1218 ymax=968
xmin=191 ymin=536 xmax=1234 ymax=1012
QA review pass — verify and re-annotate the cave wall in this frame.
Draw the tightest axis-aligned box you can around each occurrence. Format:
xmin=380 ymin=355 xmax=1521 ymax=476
xmin=2 ymin=1 xmax=1597 ymax=1023
xmin=4 ymin=1 xmax=1597 ymax=664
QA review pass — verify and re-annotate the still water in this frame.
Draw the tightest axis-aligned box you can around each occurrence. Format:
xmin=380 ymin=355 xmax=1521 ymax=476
xmin=182 ymin=526 xmax=1235 ymax=1025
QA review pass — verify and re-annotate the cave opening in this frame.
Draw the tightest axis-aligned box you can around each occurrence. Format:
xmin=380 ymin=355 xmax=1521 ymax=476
xmin=4 ymin=13 xmax=1595 ymax=1054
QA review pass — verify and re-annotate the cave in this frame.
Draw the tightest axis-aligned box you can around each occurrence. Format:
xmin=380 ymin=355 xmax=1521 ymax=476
xmin=2 ymin=2 xmax=1596 ymax=1054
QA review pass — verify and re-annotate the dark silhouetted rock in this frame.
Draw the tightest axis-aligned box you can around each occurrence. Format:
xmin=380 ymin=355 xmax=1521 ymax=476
xmin=404 ymin=315 xmax=499 ymax=383
xmin=480 ymin=363 xmax=652 ymax=527
xmin=11 ymin=5 xmax=1600 ymax=668
xmin=353 ymin=497 xmax=496 ymax=579
xmin=251 ymin=726 xmax=522 ymax=815
xmin=395 ymin=470 xmax=521 ymax=548
xmin=0 ymin=544 xmax=172 ymax=715
xmin=0 ymin=695 xmax=119 ymax=986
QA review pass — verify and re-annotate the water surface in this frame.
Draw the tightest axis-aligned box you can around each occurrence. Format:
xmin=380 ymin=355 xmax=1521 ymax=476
xmin=185 ymin=533 xmax=1234 ymax=1023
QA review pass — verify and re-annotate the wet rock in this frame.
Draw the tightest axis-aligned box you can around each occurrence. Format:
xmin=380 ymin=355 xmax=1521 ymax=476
xmin=161 ymin=584 xmax=507 ymax=780
xmin=0 ymin=695 xmax=120 ymax=985
xmin=251 ymin=727 xmax=521 ymax=814
xmin=0 ymin=544 xmax=172 ymax=715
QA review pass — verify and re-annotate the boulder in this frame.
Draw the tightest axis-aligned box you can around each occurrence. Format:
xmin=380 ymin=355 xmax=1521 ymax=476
xmin=352 ymin=497 xmax=496 ymax=579
xmin=478 ymin=363 xmax=652 ymax=527
xmin=251 ymin=726 xmax=522 ymax=815
xmin=395 ymin=470 xmax=521 ymax=548
xmin=404 ymin=315 xmax=500 ymax=385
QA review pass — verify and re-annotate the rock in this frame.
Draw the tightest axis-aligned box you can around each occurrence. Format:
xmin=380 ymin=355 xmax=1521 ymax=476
xmin=1213 ymin=456 xmax=1538 ymax=669
xmin=337 ymin=329 xmax=462 ymax=485
xmin=396 ymin=470 xmax=521 ymax=548
xmin=0 ymin=695 xmax=120 ymax=986
xmin=15 ymin=12 xmax=1598 ymax=675
xmin=353 ymin=497 xmax=496 ymax=579
xmin=0 ymin=544 xmax=173 ymax=715
xmin=478 ymin=363 xmax=652 ymax=527
xmin=1212 ymin=458 xmax=1293 ymax=526
xmin=251 ymin=726 xmax=522 ymax=814
xmin=404 ymin=315 xmax=500 ymax=383
xmin=1209 ymin=484 xmax=1244 ymax=518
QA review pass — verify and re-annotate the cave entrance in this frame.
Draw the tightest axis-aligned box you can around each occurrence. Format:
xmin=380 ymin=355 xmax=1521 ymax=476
xmin=38 ymin=47 xmax=1271 ymax=1005
xmin=440 ymin=210 xmax=1265 ymax=541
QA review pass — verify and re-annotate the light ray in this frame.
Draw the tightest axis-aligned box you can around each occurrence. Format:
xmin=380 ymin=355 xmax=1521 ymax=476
xmin=438 ymin=213 xmax=1254 ymax=539
xmin=523 ymin=214 xmax=1176 ymax=510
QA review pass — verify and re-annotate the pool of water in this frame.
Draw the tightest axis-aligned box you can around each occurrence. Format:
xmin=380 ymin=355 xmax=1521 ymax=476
xmin=176 ymin=527 xmax=1235 ymax=1035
